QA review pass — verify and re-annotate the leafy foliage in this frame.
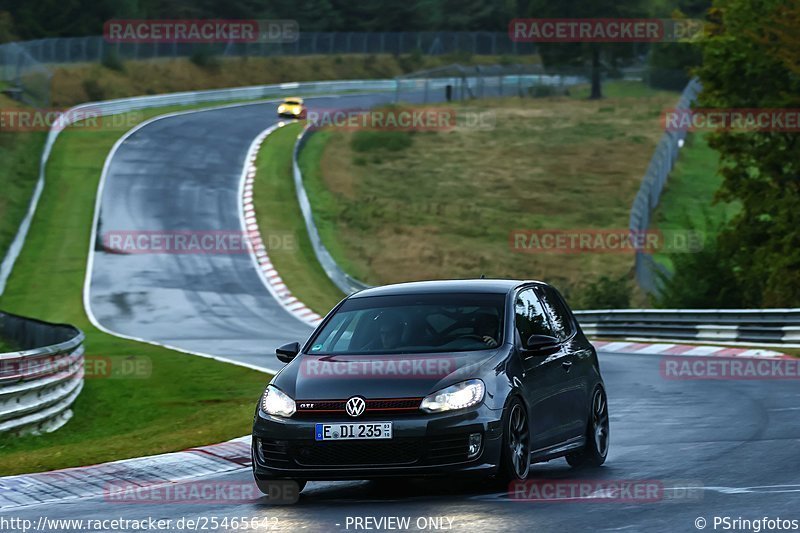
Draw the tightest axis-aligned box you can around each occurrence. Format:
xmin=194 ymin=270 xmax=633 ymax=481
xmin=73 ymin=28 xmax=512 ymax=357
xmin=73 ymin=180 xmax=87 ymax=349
xmin=694 ymin=0 xmax=800 ymax=306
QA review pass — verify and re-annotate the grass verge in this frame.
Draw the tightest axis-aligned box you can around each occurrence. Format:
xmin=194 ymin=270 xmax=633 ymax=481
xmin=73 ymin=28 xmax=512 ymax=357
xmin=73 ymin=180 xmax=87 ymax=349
xmin=251 ymin=123 xmax=345 ymax=315
xmin=299 ymin=81 xmax=680 ymax=308
xmin=0 ymin=94 xmax=48 ymax=264
xmin=650 ymin=132 xmax=740 ymax=270
xmin=0 ymin=102 xmax=274 ymax=476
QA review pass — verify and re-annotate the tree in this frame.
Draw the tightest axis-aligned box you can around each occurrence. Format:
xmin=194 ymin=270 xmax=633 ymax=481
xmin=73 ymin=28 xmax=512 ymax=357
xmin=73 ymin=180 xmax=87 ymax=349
xmin=695 ymin=0 xmax=800 ymax=306
xmin=520 ymin=0 xmax=651 ymax=99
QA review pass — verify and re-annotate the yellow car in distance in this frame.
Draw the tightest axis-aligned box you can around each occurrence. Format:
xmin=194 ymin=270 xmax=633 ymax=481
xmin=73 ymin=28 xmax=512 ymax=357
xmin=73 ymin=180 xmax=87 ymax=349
xmin=277 ymin=97 xmax=306 ymax=119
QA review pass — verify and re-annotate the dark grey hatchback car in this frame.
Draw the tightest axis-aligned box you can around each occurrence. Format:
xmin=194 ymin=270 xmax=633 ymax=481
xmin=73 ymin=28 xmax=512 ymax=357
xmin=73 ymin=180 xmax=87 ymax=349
xmin=252 ymin=279 xmax=609 ymax=493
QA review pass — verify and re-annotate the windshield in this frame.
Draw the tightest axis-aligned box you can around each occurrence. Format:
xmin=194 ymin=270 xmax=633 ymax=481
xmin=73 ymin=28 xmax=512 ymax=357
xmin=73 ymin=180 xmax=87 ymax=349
xmin=307 ymin=293 xmax=506 ymax=355
xmin=284 ymin=99 xmax=301 ymax=105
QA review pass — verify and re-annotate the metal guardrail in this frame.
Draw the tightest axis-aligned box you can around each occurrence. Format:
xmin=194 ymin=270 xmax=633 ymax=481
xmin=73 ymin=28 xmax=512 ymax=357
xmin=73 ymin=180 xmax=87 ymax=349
xmin=293 ymin=125 xmax=371 ymax=296
xmin=0 ymin=78 xmax=400 ymax=298
xmin=0 ymin=311 xmax=85 ymax=434
xmin=574 ymin=309 xmax=800 ymax=345
xmin=631 ymin=78 xmax=702 ymax=294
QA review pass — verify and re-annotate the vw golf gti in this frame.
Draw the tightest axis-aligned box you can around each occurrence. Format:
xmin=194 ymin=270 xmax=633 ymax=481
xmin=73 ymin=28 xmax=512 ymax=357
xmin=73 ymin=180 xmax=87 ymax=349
xmin=252 ymin=279 xmax=609 ymax=493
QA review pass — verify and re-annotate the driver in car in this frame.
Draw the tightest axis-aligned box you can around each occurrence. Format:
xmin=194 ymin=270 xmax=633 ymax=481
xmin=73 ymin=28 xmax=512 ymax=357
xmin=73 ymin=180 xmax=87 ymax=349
xmin=363 ymin=311 xmax=406 ymax=351
xmin=476 ymin=313 xmax=499 ymax=348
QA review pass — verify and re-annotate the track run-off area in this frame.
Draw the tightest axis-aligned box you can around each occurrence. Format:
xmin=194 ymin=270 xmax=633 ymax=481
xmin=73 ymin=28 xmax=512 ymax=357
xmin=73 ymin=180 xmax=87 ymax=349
xmin=2 ymin=92 xmax=799 ymax=533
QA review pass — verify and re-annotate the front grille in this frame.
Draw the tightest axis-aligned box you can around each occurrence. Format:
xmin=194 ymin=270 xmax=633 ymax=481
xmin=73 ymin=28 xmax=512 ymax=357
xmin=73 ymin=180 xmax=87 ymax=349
xmin=294 ymin=398 xmax=422 ymax=418
xmin=258 ymin=434 xmax=475 ymax=469
xmin=293 ymin=439 xmax=423 ymax=466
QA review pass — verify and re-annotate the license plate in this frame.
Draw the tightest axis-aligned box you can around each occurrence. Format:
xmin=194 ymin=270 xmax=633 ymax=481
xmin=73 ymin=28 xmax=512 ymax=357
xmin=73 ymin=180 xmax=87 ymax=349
xmin=315 ymin=422 xmax=392 ymax=441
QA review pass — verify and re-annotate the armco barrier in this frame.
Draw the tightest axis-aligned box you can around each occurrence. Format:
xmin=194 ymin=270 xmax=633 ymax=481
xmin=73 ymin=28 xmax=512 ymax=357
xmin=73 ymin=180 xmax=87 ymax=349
xmin=0 ymin=311 xmax=85 ymax=434
xmin=574 ymin=309 xmax=800 ymax=345
xmin=293 ymin=125 xmax=371 ymax=296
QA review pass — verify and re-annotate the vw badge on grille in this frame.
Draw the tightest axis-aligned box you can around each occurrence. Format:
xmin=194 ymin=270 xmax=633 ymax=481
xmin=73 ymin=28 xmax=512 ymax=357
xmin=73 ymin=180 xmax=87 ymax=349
xmin=345 ymin=396 xmax=366 ymax=417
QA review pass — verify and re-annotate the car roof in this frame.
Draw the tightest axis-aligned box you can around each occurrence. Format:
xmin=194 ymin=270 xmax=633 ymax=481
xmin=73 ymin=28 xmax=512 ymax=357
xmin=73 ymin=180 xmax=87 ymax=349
xmin=350 ymin=279 xmax=544 ymax=299
xmin=283 ymin=97 xmax=303 ymax=103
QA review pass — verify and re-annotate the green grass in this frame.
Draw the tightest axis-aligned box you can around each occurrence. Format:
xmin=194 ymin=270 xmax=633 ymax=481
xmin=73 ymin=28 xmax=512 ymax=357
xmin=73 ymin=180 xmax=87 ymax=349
xmin=0 ymin=102 xmax=274 ymax=476
xmin=298 ymin=81 xmax=680 ymax=307
xmin=0 ymin=130 xmax=47 ymax=264
xmin=0 ymin=337 xmax=17 ymax=352
xmin=252 ymin=124 xmax=345 ymax=315
xmin=651 ymin=132 xmax=740 ymax=269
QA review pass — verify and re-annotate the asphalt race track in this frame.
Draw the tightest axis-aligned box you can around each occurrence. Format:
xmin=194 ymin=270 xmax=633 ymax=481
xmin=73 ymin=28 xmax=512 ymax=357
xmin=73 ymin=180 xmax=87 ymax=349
xmin=5 ymin=352 xmax=800 ymax=532
xmin=88 ymin=94 xmax=400 ymax=369
xmin=32 ymin=93 xmax=798 ymax=531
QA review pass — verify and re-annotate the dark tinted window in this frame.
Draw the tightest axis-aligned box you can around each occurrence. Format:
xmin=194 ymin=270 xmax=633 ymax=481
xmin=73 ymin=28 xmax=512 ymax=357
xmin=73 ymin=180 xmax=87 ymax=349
xmin=308 ymin=293 xmax=505 ymax=355
xmin=537 ymin=286 xmax=575 ymax=340
xmin=514 ymin=288 xmax=555 ymax=343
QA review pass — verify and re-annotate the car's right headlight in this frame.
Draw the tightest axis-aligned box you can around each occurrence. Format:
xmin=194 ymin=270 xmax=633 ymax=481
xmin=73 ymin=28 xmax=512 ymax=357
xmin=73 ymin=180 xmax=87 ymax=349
xmin=420 ymin=379 xmax=485 ymax=413
xmin=260 ymin=385 xmax=296 ymax=417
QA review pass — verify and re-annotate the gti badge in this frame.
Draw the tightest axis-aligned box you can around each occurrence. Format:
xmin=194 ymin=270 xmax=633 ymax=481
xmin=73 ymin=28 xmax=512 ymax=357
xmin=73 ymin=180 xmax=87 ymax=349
xmin=345 ymin=396 xmax=366 ymax=418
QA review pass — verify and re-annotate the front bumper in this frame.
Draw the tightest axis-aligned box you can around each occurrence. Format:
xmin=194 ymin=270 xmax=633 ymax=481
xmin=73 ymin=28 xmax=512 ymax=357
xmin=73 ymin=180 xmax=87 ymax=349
xmin=252 ymin=404 xmax=504 ymax=480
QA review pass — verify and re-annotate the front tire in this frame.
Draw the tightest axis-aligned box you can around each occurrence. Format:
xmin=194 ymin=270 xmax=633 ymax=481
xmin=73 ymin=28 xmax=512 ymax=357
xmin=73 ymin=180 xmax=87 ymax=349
xmin=498 ymin=397 xmax=531 ymax=482
xmin=566 ymin=386 xmax=609 ymax=468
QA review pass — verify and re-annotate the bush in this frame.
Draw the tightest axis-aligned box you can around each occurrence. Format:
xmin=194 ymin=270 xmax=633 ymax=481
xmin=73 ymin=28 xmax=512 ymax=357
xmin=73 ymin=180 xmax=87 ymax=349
xmin=190 ymin=47 xmax=221 ymax=70
xmin=655 ymin=233 xmax=742 ymax=308
xmin=101 ymin=49 xmax=125 ymax=72
xmin=350 ymin=131 xmax=413 ymax=153
xmin=574 ymin=274 xmax=633 ymax=309
xmin=82 ymin=78 xmax=105 ymax=101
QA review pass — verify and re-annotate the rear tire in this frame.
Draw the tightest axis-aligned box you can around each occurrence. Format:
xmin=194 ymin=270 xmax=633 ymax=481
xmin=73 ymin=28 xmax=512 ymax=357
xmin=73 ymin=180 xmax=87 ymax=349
xmin=566 ymin=386 xmax=609 ymax=468
xmin=498 ymin=397 xmax=531 ymax=482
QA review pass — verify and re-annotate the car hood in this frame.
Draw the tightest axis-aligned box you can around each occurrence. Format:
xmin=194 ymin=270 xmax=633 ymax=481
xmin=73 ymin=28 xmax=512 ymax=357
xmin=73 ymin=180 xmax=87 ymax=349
xmin=272 ymin=349 xmax=505 ymax=400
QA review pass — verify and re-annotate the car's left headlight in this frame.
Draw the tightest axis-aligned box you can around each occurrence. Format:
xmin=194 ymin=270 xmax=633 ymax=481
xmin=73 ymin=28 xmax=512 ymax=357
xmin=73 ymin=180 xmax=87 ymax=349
xmin=420 ymin=379 xmax=485 ymax=413
xmin=260 ymin=385 xmax=296 ymax=417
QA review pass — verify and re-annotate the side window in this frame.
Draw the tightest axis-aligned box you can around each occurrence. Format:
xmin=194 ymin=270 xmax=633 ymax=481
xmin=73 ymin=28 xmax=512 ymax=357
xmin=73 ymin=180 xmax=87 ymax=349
xmin=514 ymin=289 xmax=556 ymax=344
xmin=537 ymin=286 xmax=575 ymax=341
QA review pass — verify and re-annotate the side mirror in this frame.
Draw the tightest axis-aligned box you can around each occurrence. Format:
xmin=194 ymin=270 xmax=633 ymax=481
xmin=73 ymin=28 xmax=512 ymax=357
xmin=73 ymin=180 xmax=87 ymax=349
xmin=276 ymin=341 xmax=300 ymax=363
xmin=523 ymin=334 xmax=560 ymax=355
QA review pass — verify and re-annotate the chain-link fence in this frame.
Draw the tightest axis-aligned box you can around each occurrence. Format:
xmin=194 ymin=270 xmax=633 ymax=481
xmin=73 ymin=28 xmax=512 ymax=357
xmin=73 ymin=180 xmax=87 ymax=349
xmin=631 ymin=77 xmax=702 ymax=295
xmin=394 ymin=63 xmax=607 ymax=103
xmin=0 ymin=41 xmax=52 ymax=106
xmin=0 ymin=31 xmax=537 ymax=108
xmin=1 ymin=31 xmax=535 ymax=73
